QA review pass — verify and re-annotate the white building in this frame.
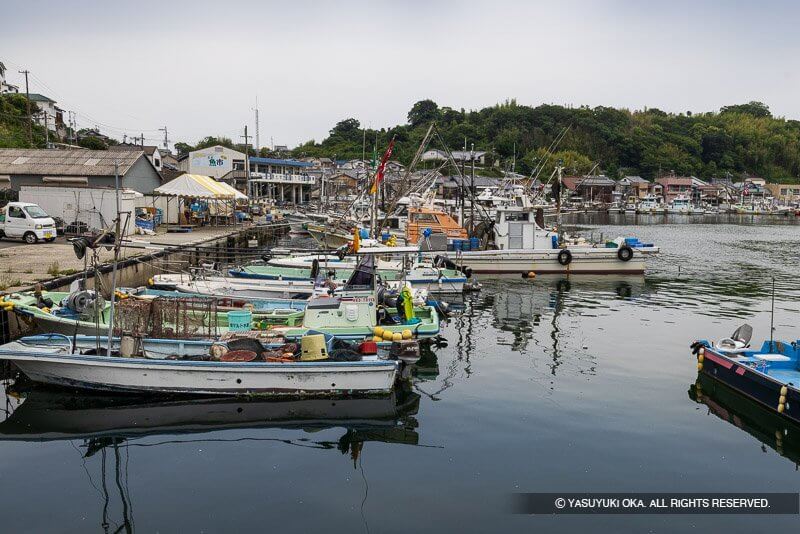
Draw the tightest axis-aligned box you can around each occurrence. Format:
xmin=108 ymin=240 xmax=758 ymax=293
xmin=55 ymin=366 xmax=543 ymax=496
xmin=421 ymin=149 xmax=486 ymax=165
xmin=249 ymin=156 xmax=315 ymax=204
xmin=179 ymin=145 xmax=247 ymax=179
xmin=28 ymin=93 xmax=64 ymax=129
xmin=0 ymin=62 xmax=19 ymax=94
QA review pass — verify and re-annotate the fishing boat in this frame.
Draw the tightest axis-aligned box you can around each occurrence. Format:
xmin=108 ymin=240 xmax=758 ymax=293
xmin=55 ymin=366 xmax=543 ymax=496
xmin=267 ymin=255 xmax=440 ymax=342
xmin=306 ymin=221 xmax=355 ymax=248
xmin=420 ymin=194 xmax=658 ymax=274
xmin=2 ymin=289 xmax=304 ymax=336
xmin=691 ymin=325 xmax=800 ymax=424
xmin=667 ymin=195 xmax=704 ymax=214
xmin=230 ymin=263 xmax=468 ymax=294
xmin=151 ymin=271 xmax=319 ymax=299
xmin=636 ymin=194 xmax=666 ymax=214
xmin=0 ymin=333 xmax=401 ymax=395
xmin=405 ymin=206 xmax=468 ymax=244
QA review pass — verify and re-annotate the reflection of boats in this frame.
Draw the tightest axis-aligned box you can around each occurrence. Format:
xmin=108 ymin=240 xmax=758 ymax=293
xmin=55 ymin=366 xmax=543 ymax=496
xmin=0 ymin=385 xmax=421 ymax=442
xmin=0 ymin=384 xmax=421 ymax=532
xmin=689 ymin=374 xmax=800 ymax=466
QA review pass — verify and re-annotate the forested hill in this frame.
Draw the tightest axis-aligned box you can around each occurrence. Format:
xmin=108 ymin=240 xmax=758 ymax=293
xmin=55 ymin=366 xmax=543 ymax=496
xmin=291 ymin=100 xmax=800 ymax=183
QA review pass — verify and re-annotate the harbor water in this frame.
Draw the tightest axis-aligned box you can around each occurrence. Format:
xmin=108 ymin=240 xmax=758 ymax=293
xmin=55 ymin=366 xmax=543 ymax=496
xmin=1 ymin=215 xmax=800 ymax=532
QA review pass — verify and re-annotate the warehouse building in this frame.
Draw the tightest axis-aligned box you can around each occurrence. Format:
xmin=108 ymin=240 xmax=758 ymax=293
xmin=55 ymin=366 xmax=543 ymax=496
xmin=0 ymin=148 xmax=162 ymax=193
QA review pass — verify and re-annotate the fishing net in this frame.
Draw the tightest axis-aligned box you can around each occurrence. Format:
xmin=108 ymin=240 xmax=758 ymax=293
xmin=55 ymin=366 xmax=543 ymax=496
xmin=113 ymin=297 xmax=218 ymax=339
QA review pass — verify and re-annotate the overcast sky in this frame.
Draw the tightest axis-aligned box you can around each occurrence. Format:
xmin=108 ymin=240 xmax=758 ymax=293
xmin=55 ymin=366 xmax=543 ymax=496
xmin=4 ymin=0 xmax=799 ymax=150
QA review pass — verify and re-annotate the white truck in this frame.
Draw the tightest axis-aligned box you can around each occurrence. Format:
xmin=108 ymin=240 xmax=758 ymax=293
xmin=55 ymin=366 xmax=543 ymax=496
xmin=0 ymin=202 xmax=58 ymax=244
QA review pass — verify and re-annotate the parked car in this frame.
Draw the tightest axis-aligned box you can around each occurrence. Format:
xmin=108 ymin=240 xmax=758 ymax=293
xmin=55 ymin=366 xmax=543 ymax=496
xmin=0 ymin=202 xmax=58 ymax=244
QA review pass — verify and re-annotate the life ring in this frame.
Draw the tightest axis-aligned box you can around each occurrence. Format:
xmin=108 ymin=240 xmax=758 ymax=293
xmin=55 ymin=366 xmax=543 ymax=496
xmin=557 ymin=249 xmax=572 ymax=266
xmin=617 ymin=245 xmax=633 ymax=262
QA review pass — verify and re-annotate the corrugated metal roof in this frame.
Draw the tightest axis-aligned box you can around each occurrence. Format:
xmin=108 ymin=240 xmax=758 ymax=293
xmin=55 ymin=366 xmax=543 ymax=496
xmin=577 ymin=175 xmax=616 ymax=187
xmin=0 ymin=148 xmax=146 ymax=176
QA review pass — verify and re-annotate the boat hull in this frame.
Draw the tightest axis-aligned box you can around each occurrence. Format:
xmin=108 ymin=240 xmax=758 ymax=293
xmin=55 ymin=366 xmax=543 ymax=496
xmin=0 ymin=350 xmax=399 ymax=396
xmin=698 ymin=347 xmax=800 ymax=425
xmin=429 ymin=247 xmax=656 ymax=275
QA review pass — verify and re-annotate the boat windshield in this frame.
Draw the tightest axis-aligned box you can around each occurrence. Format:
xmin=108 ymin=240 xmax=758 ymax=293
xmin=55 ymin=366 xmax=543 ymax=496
xmin=344 ymin=255 xmax=375 ymax=291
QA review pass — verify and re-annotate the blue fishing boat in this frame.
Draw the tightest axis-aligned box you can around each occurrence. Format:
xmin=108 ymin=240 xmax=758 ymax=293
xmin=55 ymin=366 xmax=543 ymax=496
xmin=691 ymin=326 xmax=800 ymax=423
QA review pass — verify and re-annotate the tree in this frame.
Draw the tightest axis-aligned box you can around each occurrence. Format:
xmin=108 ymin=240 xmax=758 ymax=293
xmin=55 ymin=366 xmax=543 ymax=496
xmin=720 ymin=101 xmax=772 ymax=118
xmin=329 ymin=118 xmax=361 ymax=137
xmin=174 ymin=142 xmax=193 ymax=156
xmin=407 ymin=100 xmax=440 ymax=126
xmin=78 ymin=136 xmax=107 ymax=150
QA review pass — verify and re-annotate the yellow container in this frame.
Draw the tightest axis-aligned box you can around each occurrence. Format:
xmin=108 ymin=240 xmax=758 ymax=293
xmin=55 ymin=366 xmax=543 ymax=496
xmin=300 ymin=334 xmax=329 ymax=361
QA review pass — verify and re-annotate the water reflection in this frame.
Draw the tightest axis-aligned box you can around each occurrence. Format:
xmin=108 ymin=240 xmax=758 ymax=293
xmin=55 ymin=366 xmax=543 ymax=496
xmin=0 ymin=384 xmax=421 ymax=445
xmin=689 ymin=374 xmax=800 ymax=469
xmin=0 ymin=382 xmax=424 ymax=532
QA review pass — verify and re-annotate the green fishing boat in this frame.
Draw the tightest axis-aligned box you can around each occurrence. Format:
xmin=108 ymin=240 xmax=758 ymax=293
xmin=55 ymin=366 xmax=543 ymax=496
xmin=2 ymin=290 xmax=304 ymax=337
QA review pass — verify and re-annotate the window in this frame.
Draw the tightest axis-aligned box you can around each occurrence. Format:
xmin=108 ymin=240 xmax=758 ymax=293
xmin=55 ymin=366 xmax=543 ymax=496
xmin=24 ymin=205 xmax=49 ymax=218
xmin=505 ymin=212 xmax=529 ymax=222
xmin=411 ymin=213 xmax=438 ymax=223
xmin=8 ymin=206 xmax=25 ymax=218
xmin=154 ymin=158 xmax=161 ymax=168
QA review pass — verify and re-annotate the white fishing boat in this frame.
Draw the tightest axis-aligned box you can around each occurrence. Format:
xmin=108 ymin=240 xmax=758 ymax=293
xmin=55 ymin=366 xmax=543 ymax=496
xmin=636 ymin=194 xmax=666 ymax=214
xmin=0 ymin=334 xmax=399 ymax=396
xmin=667 ymin=195 xmax=704 ymax=214
xmin=152 ymin=271 xmax=318 ymax=299
xmin=419 ymin=193 xmax=658 ymax=275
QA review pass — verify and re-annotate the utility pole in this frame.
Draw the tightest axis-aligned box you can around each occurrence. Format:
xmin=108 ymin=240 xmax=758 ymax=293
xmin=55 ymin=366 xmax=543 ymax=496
xmin=158 ymin=126 xmax=169 ymax=150
xmin=42 ymin=111 xmax=49 ymax=148
xmin=140 ymin=133 xmax=144 ymax=148
xmin=253 ymin=97 xmax=260 ymax=154
xmin=19 ymin=70 xmax=32 ymax=146
xmin=241 ymin=126 xmax=252 ymax=198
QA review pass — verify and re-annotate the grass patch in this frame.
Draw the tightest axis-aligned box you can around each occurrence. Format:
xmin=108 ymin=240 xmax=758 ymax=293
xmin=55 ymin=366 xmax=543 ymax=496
xmin=0 ymin=274 xmax=22 ymax=291
xmin=59 ymin=268 xmax=79 ymax=276
xmin=47 ymin=261 xmax=60 ymax=277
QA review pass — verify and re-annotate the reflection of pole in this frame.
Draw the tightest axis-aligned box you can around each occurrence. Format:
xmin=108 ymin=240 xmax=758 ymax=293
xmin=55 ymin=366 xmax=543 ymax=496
xmin=549 ymin=281 xmax=567 ymax=375
xmin=101 ymin=448 xmax=110 ymax=533
xmin=113 ymin=442 xmax=133 ymax=534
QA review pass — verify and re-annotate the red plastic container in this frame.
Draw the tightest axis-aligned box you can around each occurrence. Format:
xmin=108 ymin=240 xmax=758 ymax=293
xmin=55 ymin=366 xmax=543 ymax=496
xmin=358 ymin=341 xmax=378 ymax=355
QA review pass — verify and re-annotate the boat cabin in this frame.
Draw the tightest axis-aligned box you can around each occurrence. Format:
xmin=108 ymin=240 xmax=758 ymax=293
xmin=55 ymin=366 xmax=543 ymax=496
xmin=488 ymin=203 xmax=552 ymax=250
xmin=405 ymin=207 xmax=468 ymax=244
xmin=302 ymin=256 xmax=379 ymax=330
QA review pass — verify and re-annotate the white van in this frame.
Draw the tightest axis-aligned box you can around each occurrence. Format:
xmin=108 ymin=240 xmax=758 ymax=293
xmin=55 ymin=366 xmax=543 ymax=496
xmin=0 ymin=202 xmax=57 ymax=244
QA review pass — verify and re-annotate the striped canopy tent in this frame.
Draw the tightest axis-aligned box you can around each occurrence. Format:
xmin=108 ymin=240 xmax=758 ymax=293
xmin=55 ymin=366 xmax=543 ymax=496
xmin=154 ymin=174 xmax=248 ymax=226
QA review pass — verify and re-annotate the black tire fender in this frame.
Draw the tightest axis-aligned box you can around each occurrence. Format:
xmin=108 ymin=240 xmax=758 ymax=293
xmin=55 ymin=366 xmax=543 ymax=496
xmin=617 ymin=245 xmax=634 ymax=262
xmin=557 ymin=249 xmax=572 ymax=266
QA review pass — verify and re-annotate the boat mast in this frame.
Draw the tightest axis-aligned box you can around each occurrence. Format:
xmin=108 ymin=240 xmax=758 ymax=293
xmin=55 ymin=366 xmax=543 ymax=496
xmin=556 ymin=159 xmax=564 ymax=244
xmin=106 ymin=162 xmax=122 ymax=356
xmin=469 ymin=143 xmax=475 ymax=237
